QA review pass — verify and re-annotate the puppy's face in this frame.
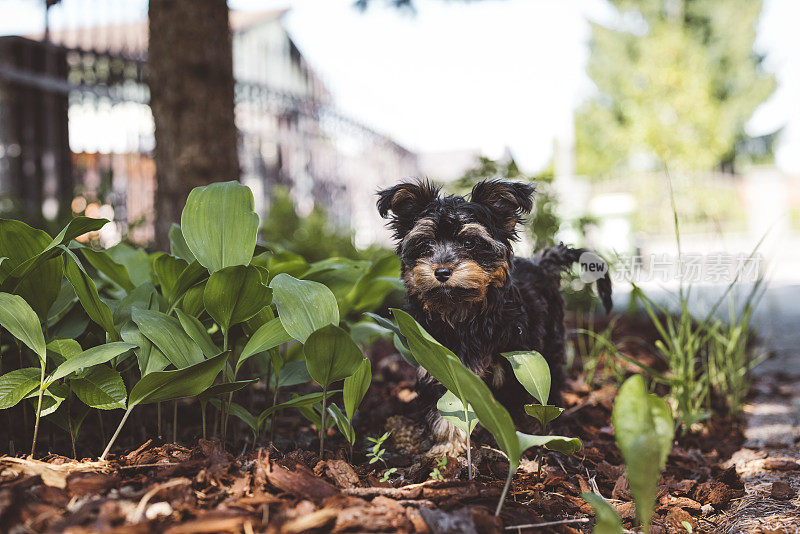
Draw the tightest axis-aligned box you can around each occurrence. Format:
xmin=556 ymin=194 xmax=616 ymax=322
xmin=377 ymin=180 xmax=534 ymax=320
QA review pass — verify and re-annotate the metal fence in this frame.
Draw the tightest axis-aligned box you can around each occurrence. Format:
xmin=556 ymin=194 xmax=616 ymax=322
xmin=0 ymin=0 xmax=418 ymax=247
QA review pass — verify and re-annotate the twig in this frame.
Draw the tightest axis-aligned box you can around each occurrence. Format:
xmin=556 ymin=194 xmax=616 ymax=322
xmin=117 ymin=462 xmax=181 ymax=470
xmin=129 ymin=478 xmax=190 ymax=523
xmin=504 ymin=517 xmax=589 ymax=530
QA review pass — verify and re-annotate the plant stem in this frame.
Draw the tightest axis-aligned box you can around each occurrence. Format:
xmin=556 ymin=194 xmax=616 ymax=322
xmin=172 ymin=400 xmax=178 ymax=443
xmin=101 ymin=405 xmax=134 ymax=460
xmin=221 ymin=331 xmax=231 ymax=443
xmin=269 ymin=380 xmax=280 ymax=444
xmin=319 ymin=386 xmax=328 ymax=459
xmin=67 ymin=393 xmax=76 ymax=459
xmin=494 ymin=467 xmax=514 ymax=516
xmin=29 ymin=365 xmax=46 ymax=458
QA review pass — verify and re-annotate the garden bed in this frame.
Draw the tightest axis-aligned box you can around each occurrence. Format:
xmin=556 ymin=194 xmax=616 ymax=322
xmin=0 ymin=315 xmax=748 ymax=534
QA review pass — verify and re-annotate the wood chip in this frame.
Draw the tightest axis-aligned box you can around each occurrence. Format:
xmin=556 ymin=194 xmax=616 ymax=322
xmin=262 ymin=459 xmax=337 ymax=504
xmin=281 ymin=508 xmax=338 ymax=534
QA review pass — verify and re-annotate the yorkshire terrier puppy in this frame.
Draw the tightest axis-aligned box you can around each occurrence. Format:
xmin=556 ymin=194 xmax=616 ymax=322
xmin=377 ymin=179 xmax=612 ymax=457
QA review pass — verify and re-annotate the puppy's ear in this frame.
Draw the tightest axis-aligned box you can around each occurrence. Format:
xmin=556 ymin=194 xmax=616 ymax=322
xmin=470 ymin=179 xmax=535 ymax=232
xmin=376 ymin=180 xmax=440 ymax=237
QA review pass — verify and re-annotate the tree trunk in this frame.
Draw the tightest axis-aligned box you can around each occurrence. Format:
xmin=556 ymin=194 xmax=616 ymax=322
xmin=148 ymin=0 xmax=240 ymax=250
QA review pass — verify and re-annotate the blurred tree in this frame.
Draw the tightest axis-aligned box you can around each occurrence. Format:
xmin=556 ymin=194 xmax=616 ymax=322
xmin=148 ymin=0 xmax=240 ymax=250
xmin=576 ymin=0 xmax=775 ymax=175
xmin=260 ymin=187 xmax=388 ymax=262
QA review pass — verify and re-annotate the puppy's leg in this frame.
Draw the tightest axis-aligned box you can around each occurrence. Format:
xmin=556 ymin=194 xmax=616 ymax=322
xmin=416 ymin=370 xmax=468 ymax=458
xmin=426 ymin=409 xmax=468 ymax=458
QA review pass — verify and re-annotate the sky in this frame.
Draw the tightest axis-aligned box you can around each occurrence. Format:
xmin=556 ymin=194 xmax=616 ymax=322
xmin=1 ymin=0 xmax=798 ymax=174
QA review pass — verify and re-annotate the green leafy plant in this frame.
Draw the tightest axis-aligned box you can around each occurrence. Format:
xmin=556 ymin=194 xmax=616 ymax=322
xmin=366 ymin=430 xmax=392 ymax=467
xmin=302 ymin=324 xmax=363 ymax=457
xmin=429 ymin=456 xmax=447 ymax=481
xmin=0 ymin=180 xmax=393 ymax=460
xmin=581 ymin=493 xmax=623 ymax=534
xmin=611 ymin=374 xmax=674 ymax=533
xmin=393 ymin=309 xmax=581 ymax=515
xmin=379 ymin=467 xmax=397 ymax=482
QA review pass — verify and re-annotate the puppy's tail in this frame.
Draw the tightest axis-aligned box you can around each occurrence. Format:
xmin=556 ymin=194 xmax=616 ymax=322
xmin=535 ymin=243 xmax=613 ymax=313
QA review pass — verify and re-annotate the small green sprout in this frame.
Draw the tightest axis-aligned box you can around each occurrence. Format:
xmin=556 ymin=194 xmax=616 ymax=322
xmin=380 ymin=467 xmax=397 ymax=482
xmin=366 ymin=430 xmax=392 ymax=466
xmin=429 ymin=456 xmax=447 ymax=481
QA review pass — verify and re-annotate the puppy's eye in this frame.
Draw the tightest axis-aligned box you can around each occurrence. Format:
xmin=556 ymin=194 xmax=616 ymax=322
xmin=463 ymin=237 xmax=477 ymax=248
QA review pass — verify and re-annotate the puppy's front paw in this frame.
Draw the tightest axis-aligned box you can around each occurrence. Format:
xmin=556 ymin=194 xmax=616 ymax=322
xmin=426 ymin=411 xmax=468 ymax=458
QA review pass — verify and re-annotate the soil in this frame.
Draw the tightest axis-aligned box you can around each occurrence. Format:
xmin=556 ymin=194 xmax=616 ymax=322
xmin=0 ymin=314 xmax=750 ymax=533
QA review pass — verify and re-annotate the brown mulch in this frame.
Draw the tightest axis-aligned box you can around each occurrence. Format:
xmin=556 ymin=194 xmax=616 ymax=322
xmin=0 ymin=314 xmax=749 ymax=533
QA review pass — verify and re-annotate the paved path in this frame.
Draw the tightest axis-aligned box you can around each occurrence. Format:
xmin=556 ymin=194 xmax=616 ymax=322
xmin=727 ymin=284 xmax=800 ymax=533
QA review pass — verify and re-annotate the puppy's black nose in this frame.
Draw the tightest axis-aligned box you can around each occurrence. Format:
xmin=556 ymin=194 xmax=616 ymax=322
xmin=434 ymin=267 xmax=452 ymax=282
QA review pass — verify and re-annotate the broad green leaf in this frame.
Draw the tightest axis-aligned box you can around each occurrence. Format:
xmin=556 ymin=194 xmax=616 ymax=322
xmin=502 ymin=351 xmax=550 ymax=405
xmin=121 ymin=322 xmax=170 ymax=376
xmin=437 ymin=390 xmax=478 ymax=435
xmin=327 ymin=403 xmax=355 ymax=445
xmin=344 ymin=358 xmax=372 ymax=421
xmin=128 ymin=352 xmax=227 ymax=405
xmin=81 ymin=248 xmax=135 ymax=292
xmin=256 ymin=390 xmax=340 ymax=428
xmin=237 ymin=317 xmax=292 ymax=373
xmin=204 ymin=265 xmax=272 ymax=334
xmin=47 ymin=280 xmax=78 ymax=326
xmin=303 ymin=324 xmax=363 ymax=388
xmin=180 ymin=181 xmax=259 ymax=273
xmin=198 ymin=379 xmax=258 ymax=401
xmin=179 ymin=284 xmax=206 ymax=317
xmin=27 ymin=383 xmax=68 ymax=416
xmin=153 ymin=254 xmax=187 ymax=302
xmin=169 ymin=224 xmax=197 ymax=263
xmin=524 ymin=403 xmax=564 ymax=428
xmin=582 ymin=493 xmax=624 ymax=534
xmin=0 ymin=292 xmax=46 ymax=363
xmin=612 ymin=375 xmax=675 ymax=533
xmin=47 ymin=339 xmax=83 ymax=366
xmin=364 ymin=312 xmax=417 ymax=367
xmin=62 ymin=247 xmax=118 ymax=340
xmin=271 ymin=274 xmax=339 ymax=343
xmin=46 ymin=342 xmax=136 ymax=385
xmin=342 ymin=254 xmax=402 ymax=315
xmin=302 ymin=258 xmax=368 ymax=312
xmin=7 ymin=216 xmax=108 ymax=280
xmin=170 ymin=261 xmax=208 ymax=307
xmin=113 ymin=282 xmax=159 ymax=326
xmin=272 ymin=359 xmax=312 ymax=388
xmin=349 ymin=321 xmax=392 ymax=345
xmin=0 ymin=368 xmax=41 ymax=409
xmin=132 ymin=308 xmax=204 ymax=369
xmin=175 ymin=309 xmax=219 ymax=357
xmin=71 ymin=366 xmax=127 ymax=410
xmin=106 ymin=243 xmax=151 ymax=286
xmin=516 ymin=432 xmax=582 ymax=455
xmin=255 ymin=249 xmax=309 ymax=280
xmin=0 ymin=219 xmax=62 ymax=320
xmin=47 ymin=339 xmax=83 ymax=359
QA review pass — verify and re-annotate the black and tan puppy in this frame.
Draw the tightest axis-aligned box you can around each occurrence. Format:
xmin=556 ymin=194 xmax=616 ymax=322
xmin=377 ymin=179 xmax=612 ymax=457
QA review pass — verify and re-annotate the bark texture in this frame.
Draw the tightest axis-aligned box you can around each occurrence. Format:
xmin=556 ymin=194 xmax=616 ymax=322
xmin=148 ymin=0 xmax=240 ymax=250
